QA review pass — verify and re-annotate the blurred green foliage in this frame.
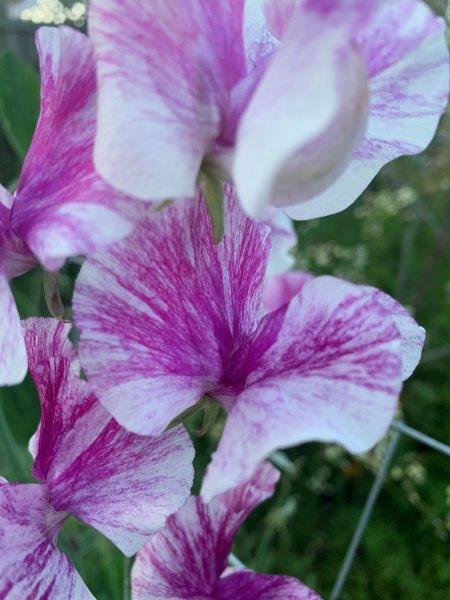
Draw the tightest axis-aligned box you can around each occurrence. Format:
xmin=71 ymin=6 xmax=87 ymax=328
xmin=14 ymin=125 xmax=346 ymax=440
xmin=0 ymin=51 xmax=40 ymax=160
xmin=1 ymin=11 xmax=450 ymax=600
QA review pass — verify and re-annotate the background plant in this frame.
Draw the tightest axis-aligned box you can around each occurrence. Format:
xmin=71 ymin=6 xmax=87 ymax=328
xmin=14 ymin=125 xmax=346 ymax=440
xmin=0 ymin=2 xmax=449 ymax=598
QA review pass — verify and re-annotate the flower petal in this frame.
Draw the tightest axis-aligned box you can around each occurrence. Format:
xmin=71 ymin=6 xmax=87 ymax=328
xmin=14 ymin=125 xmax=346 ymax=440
xmin=0 ymin=272 xmax=27 ymax=386
xmin=262 ymin=273 xmax=425 ymax=377
xmin=368 ymin=288 xmax=425 ymax=380
xmin=203 ymin=276 xmax=405 ymax=498
xmin=234 ymin=2 xmax=370 ymax=217
xmin=90 ymin=0 xmax=247 ymax=200
xmin=23 ymin=318 xmax=108 ymax=482
xmin=0 ymin=483 xmax=93 ymax=599
xmin=11 ymin=26 xmax=136 ymax=272
xmin=1 ymin=187 xmax=35 ymax=279
xmin=51 ymin=424 xmax=195 ymax=557
xmin=132 ymin=462 xmax=278 ymax=599
xmin=23 ymin=318 xmax=195 ymax=556
xmin=216 ymin=570 xmax=321 ymax=600
xmin=287 ymin=0 xmax=449 ymax=220
xmin=260 ymin=0 xmax=295 ymax=39
xmin=73 ymin=188 xmax=270 ymax=435
xmin=263 ymin=271 xmax=313 ymax=313
xmin=264 ymin=209 xmax=296 ymax=277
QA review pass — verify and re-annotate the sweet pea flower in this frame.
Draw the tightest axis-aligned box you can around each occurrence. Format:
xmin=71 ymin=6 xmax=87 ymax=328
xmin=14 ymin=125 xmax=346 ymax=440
xmin=90 ymin=0 xmax=448 ymax=219
xmin=0 ymin=318 xmax=194 ymax=598
xmin=73 ymin=187 xmax=425 ymax=499
xmin=9 ymin=25 xmax=141 ymax=274
xmin=132 ymin=461 xmax=320 ymax=600
xmin=0 ymin=24 xmax=145 ymax=384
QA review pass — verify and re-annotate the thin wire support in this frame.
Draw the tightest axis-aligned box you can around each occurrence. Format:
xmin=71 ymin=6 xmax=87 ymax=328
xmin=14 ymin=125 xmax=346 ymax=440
xmin=392 ymin=420 xmax=450 ymax=456
xmin=329 ymin=430 xmax=402 ymax=600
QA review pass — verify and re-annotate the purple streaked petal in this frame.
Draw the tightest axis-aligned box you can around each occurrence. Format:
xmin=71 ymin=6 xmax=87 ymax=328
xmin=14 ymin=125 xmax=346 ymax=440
xmin=260 ymin=0 xmax=295 ymax=39
xmin=263 ymin=271 xmax=313 ymax=313
xmin=0 ymin=273 xmax=27 ymax=386
xmin=73 ymin=188 xmax=270 ymax=436
xmin=262 ymin=274 xmax=425 ymax=377
xmin=131 ymin=462 xmax=278 ymax=598
xmin=203 ymin=276 xmax=404 ymax=498
xmin=0 ymin=483 xmax=93 ymax=599
xmin=11 ymin=26 xmax=136 ymax=271
xmin=23 ymin=318 xmax=108 ymax=483
xmin=51 ymin=424 xmax=195 ymax=556
xmin=287 ymin=0 xmax=449 ymax=220
xmin=90 ymin=0 xmax=246 ymax=200
xmin=233 ymin=2 xmax=370 ymax=218
xmin=367 ymin=289 xmax=425 ymax=380
xmin=216 ymin=570 xmax=321 ymax=599
xmin=264 ymin=209 xmax=296 ymax=277
xmin=1 ymin=187 xmax=35 ymax=280
xmin=23 ymin=318 xmax=195 ymax=555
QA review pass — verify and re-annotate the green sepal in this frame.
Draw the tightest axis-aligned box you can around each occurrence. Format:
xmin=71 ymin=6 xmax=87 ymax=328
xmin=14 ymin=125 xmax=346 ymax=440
xmin=198 ymin=170 xmax=225 ymax=244
xmin=43 ymin=271 xmax=64 ymax=319
xmin=166 ymin=395 xmax=219 ymax=436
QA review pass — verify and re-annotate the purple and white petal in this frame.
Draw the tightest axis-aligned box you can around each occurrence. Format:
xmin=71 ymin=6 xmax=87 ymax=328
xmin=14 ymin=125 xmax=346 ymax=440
xmin=51 ymin=424 xmax=194 ymax=556
xmin=23 ymin=318 xmax=194 ymax=555
xmin=233 ymin=1 xmax=370 ymax=218
xmin=90 ymin=0 xmax=247 ymax=200
xmin=263 ymin=271 xmax=313 ymax=313
xmin=260 ymin=0 xmax=295 ymax=39
xmin=216 ymin=570 xmax=321 ymax=599
xmin=203 ymin=276 xmax=405 ymax=498
xmin=0 ymin=273 xmax=27 ymax=386
xmin=11 ymin=26 xmax=136 ymax=272
xmin=261 ymin=274 xmax=425 ymax=377
xmin=367 ymin=289 xmax=425 ymax=380
xmin=74 ymin=188 xmax=270 ymax=436
xmin=132 ymin=462 xmax=279 ymax=599
xmin=287 ymin=0 xmax=449 ymax=220
xmin=0 ymin=483 xmax=93 ymax=599
xmin=264 ymin=208 xmax=296 ymax=277
xmin=23 ymin=318 xmax=109 ymax=482
xmin=1 ymin=189 xmax=36 ymax=280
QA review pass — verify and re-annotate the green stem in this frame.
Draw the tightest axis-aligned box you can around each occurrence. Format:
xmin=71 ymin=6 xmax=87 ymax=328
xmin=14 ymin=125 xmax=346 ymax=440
xmin=122 ymin=556 xmax=131 ymax=600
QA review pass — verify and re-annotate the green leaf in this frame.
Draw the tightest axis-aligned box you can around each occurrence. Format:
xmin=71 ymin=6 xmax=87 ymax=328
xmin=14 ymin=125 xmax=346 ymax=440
xmin=198 ymin=170 xmax=225 ymax=243
xmin=0 ymin=51 xmax=40 ymax=160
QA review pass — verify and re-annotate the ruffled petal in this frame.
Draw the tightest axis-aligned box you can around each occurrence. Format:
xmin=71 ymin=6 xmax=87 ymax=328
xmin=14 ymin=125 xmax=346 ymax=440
xmin=23 ymin=318 xmax=195 ymax=556
xmin=23 ymin=318 xmax=108 ymax=482
xmin=287 ymin=0 xmax=449 ymax=220
xmin=260 ymin=0 xmax=295 ymax=39
xmin=0 ymin=483 xmax=93 ymax=599
xmin=11 ymin=26 xmax=136 ymax=271
xmin=0 ymin=273 xmax=27 ymax=386
xmin=367 ymin=288 xmax=425 ymax=380
xmin=90 ymin=0 xmax=247 ymax=200
xmin=131 ymin=463 xmax=279 ymax=599
xmin=51 ymin=424 xmax=194 ymax=556
xmin=202 ymin=276 xmax=406 ymax=498
xmin=234 ymin=1 xmax=370 ymax=217
xmin=73 ymin=187 xmax=270 ymax=435
xmin=216 ymin=570 xmax=321 ymax=599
